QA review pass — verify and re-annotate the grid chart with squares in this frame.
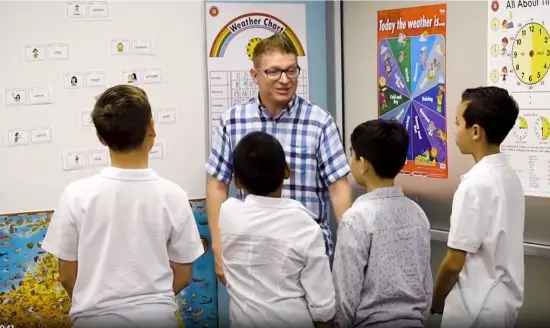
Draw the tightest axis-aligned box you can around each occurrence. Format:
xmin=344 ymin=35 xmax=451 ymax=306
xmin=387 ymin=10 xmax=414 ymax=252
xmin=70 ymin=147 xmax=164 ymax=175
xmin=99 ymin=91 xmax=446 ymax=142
xmin=208 ymin=70 xmax=309 ymax=142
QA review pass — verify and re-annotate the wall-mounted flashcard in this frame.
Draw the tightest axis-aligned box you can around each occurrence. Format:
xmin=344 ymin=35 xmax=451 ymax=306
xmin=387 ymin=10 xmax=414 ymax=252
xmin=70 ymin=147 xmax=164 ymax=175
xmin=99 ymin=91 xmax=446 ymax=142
xmin=88 ymin=149 xmax=109 ymax=167
xmin=88 ymin=2 xmax=110 ymax=18
xmin=6 ymin=128 xmax=30 ymax=146
xmin=48 ymin=44 xmax=69 ymax=60
xmin=5 ymin=89 xmax=28 ymax=106
xmin=131 ymin=39 xmax=152 ymax=55
xmin=30 ymin=126 xmax=53 ymax=144
xmin=67 ymin=2 xmax=88 ymax=18
xmin=63 ymin=151 xmax=88 ymax=170
xmin=111 ymin=39 xmax=130 ymax=55
xmin=28 ymin=87 xmax=53 ymax=105
xmin=157 ymin=108 xmax=176 ymax=124
xmin=149 ymin=142 xmax=164 ymax=159
xmin=122 ymin=70 xmax=142 ymax=85
xmin=86 ymin=71 xmax=107 ymax=88
xmin=25 ymin=45 xmax=47 ymax=61
xmin=81 ymin=111 xmax=93 ymax=127
xmin=143 ymin=68 xmax=163 ymax=84
xmin=64 ymin=73 xmax=85 ymax=89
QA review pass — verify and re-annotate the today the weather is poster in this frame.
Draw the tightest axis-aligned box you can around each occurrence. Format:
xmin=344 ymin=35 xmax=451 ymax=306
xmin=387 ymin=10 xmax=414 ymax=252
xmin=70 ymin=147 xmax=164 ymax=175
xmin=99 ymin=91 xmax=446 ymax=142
xmin=377 ymin=4 xmax=448 ymax=179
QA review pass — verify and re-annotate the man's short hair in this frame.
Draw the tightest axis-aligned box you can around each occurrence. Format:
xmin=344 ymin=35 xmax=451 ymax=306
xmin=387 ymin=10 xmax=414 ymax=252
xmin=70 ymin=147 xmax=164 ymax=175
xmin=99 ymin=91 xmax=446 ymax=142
xmin=252 ymin=33 xmax=298 ymax=67
xmin=351 ymin=119 xmax=409 ymax=179
xmin=461 ymin=86 xmax=519 ymax=145
xmin=92 ymin=84 xmax=152 ymax=152
xmin=233 ymin=131 xmax=287 ymax=196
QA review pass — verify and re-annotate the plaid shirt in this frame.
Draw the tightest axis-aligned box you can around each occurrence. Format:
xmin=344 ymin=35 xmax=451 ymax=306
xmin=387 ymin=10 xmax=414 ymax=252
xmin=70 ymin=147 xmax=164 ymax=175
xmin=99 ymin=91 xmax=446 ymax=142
xmin=206 ymin=95 xmax=350 ymax=255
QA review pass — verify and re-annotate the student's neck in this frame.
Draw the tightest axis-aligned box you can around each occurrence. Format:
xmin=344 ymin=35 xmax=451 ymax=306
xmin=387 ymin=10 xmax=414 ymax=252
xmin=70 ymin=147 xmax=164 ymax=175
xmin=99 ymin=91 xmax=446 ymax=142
xmin=471 ymin=145 xmax=500 ymax=163
xmin=110 ymin=150 xmax=149 ymax=169
xmin=365 ymin=179 xmax=395 ymax=193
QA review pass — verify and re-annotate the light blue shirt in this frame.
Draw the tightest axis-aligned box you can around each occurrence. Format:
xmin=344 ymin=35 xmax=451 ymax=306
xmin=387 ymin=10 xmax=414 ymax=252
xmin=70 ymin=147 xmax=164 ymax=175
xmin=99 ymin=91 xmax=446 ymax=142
xmin=332 ymin=186 xmax=432 ymax=328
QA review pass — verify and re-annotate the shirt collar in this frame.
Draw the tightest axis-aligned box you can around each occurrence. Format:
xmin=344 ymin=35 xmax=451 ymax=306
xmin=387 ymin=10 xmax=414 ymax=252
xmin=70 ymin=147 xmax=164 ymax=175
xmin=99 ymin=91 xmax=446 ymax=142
xmin=254 ymin=93 xmax=300 ymax=118
xmin=100 ymin=167 xmax=159 ymax=181
xmin=461 ymin=153 xmax=508 ymax=180
xmin=354 ymin=186 xmax=405 ymax=204
xmin=244 ymin=194 xmax=292 ymax=208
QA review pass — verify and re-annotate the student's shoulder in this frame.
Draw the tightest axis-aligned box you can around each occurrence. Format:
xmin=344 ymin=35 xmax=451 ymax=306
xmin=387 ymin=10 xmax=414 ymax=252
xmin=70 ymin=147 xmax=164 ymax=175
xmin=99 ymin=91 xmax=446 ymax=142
xmin=220 ymin=197 xmax=244 ymax=212
xmin=456 ymin=175 xmax=493 ymax=199
xmin=62 ymin=174 xmax=104 ymax=197
xmin=282 ymin=198 xmax=319 ymax=225
xmin=154 ymin=178 xmax=191 ymax=203
xmin=340 ymin=204 xmax=373 ymax=230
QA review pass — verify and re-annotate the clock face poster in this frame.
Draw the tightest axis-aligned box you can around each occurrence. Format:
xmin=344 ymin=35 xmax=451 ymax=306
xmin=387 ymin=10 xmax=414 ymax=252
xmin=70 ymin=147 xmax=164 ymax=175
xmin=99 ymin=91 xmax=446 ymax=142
xmin=377 ymin=4 xmax=448 ymax=179
xmin=487 ymin=0 xmax=550 ymax=197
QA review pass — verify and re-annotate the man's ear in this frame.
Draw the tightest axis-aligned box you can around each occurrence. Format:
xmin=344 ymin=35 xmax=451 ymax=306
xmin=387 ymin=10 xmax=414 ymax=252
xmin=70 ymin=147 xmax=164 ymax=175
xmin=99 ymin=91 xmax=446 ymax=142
xmin=233 ymin=174 xmax=243 ymax=189
xmin=250 ymin=68 xmax=259 ymax=85
xmin=284 ymin=163 xmax=291 ymax=179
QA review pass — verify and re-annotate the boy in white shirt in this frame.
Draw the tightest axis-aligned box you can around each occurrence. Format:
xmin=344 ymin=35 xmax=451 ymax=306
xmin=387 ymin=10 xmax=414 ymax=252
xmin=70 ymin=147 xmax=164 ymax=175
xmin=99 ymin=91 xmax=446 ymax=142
xmin=332 ymin=119 xmax=432 ymax=328
xmin=432 ymin=86 xmax=525 ymax=327
xmin=219 ymin=131 xmax=335 ymax=328
xmin=41 ymin=85 xmax=205 ymax=328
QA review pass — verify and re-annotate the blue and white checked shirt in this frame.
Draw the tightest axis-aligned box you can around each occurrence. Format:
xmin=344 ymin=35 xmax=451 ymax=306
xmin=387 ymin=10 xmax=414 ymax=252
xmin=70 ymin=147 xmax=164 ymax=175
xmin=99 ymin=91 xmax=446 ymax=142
xmin=206 ymin=95 xmax=350 ymax=255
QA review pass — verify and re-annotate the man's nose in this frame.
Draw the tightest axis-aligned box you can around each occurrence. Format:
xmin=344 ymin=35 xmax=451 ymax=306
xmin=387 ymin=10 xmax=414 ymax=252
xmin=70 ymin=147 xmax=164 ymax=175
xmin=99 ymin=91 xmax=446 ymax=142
xmin=278 ymin=72 xmax=290 ymax=83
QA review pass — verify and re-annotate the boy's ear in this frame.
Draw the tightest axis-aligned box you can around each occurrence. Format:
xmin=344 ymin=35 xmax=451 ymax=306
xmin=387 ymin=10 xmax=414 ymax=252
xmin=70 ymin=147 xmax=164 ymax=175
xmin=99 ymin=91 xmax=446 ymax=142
xmin=471 ymin=124 xmax=481 ymax=141
xmin=148 ymin=118 xmax=156 ymax=138
xmin=233 ymin=173 xmax=243 ymax=189
xmin=361 ymin=157 xmax=370 ymax=175
xmin=284 ymin=162 xmax=291 ymax=179
xmin=96 ymin=133 xmax=107 ymax=147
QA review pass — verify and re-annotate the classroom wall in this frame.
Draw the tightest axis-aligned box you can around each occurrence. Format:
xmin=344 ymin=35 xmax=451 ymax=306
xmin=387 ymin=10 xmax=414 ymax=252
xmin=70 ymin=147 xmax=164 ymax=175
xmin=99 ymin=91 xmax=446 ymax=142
xmin=342 ymin=1 xmax=550 ymax=325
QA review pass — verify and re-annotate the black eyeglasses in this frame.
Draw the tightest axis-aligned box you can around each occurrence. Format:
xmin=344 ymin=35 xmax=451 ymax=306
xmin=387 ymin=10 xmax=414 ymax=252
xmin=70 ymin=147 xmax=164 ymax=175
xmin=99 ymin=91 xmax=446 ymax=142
xmin=263 ymin=66 xmax=301 ymax=81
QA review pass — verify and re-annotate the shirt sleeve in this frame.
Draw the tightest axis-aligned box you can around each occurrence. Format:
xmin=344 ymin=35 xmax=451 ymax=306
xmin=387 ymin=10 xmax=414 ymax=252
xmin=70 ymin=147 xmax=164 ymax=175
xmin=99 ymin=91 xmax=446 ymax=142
xmin=447 ymin=182 xmax=488 ymax=253
xmin=333 ymin=217 xmax=370 ymax=328
xmin=423 ymin=257 xmax=433 ymax=318
xmin=167 ymin=201 xmax=204 ymax=264
xmin=205 ymin=115 xmax=233 ymax=185
xmin=41 ymin=189 xmax=79 ymax=262
xmin=300 ymin=226 xmax=336 ymax=323
xmin=317 ymin=115 xmax=350 ymax=185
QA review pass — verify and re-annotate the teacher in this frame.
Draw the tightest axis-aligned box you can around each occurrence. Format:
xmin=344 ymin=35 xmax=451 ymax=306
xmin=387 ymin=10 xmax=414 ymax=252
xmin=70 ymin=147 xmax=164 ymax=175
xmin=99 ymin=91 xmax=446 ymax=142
xmin=205 ymin=33 xmax=352 ymax=282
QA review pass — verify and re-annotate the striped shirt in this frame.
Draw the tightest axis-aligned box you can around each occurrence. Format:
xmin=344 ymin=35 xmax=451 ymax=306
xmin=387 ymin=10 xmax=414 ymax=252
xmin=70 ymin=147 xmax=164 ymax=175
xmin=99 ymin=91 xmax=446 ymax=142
xmin=206 ymin=95 xmax=350 ymax=255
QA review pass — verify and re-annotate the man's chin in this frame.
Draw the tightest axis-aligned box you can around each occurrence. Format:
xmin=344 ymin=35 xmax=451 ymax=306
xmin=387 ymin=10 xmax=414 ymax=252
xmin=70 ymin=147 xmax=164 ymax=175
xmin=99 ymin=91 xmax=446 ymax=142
xmin=273 ymin=93 xmax=294 ymax=104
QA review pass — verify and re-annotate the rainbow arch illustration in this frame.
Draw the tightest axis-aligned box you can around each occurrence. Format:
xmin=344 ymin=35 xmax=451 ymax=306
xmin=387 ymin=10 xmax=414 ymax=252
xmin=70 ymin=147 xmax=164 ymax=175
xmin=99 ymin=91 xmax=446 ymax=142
xmin=209 ymin=12 xmax=306 ymax=57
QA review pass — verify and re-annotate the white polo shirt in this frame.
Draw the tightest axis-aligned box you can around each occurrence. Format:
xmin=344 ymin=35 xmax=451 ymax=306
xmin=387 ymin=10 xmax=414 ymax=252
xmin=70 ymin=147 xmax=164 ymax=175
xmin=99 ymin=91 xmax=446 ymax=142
xmin=442 ymin=153 xmax=525 ymax=328
xmin=219 ymin=195 xmax=336 ymax=328
xmin=42 ymin=167 xmax=204 ymax=325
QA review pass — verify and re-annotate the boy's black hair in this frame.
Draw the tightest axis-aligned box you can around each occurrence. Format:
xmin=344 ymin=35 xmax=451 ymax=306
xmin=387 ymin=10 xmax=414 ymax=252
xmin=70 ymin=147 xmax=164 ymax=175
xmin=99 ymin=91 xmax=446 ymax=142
xmin=351 ymin=119 xmax=409 ymax=179
xmin=233 ymin=131 xmax=286 ymax=196
xmin=461 ymin=86 xmax=519 ymax=145
xmin=92 ymin=85 xmax=152 ymax=152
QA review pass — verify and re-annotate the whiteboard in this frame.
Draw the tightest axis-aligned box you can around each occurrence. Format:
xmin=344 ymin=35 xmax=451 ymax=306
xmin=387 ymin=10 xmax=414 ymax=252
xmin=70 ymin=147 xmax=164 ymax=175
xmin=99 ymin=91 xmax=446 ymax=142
xmin=0 ymin=1 xmax=207 ymax=214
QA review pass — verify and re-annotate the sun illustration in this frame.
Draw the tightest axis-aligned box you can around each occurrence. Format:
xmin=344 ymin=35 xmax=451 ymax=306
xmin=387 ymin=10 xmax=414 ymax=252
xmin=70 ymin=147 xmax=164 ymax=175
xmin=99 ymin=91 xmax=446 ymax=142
xmin=246 ymin=37 xmax=263 ymax=60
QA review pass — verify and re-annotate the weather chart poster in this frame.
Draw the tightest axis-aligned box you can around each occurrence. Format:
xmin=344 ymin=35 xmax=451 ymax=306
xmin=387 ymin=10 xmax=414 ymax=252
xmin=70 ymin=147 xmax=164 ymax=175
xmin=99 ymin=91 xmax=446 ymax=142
xmin=377 ymin=4 xmax=448 ymax=179
xmin=205 ymin=2 xmax=309 ymax=146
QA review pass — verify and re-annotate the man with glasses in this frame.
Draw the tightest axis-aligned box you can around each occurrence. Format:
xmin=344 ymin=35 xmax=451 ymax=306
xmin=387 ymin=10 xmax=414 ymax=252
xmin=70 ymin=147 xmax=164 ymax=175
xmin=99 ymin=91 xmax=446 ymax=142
xmin=206 ymin=33 xmax=352 ymax=285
